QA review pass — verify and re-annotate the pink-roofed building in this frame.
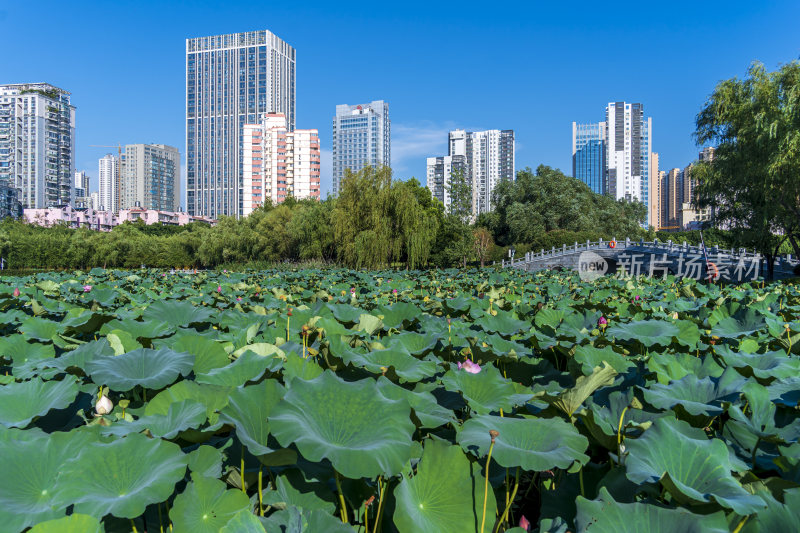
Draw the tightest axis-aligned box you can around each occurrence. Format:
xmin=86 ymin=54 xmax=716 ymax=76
xmin=242 ymin=113 xmax=321 ymax=215
xmin=23 ymin=206 xmax=216 ymax=231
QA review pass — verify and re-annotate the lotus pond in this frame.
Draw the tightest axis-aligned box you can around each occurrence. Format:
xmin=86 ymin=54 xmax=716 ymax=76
xmin=2 ymin=268 xmax=800 ymax=532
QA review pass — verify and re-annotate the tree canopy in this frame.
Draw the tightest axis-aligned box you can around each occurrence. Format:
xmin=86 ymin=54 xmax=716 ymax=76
xmin=692 ymin=61 xmax=800 ymax=272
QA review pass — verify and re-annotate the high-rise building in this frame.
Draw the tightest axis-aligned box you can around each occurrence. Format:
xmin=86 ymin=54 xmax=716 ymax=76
xmin=664 ymin=168 xmax=683 ymax=229
xmin=121 ymin=144 xmax=180 ymax=212
xmin=0 ymin=83 xmax=75 ymax=210
xmin=605 ymin=102 xmax=652 ymax=225
xmin=572 ymin=122 xmax=607 ymax=194
xmin=242 ymin=113 xmax=320 ymax=215
xmin=649 ymin=152 xmax=660 ymax=229
xmin=426 ymin=155 xmax=467 ymax=213
xmin=98 ymin=154 xmax=118 ymax=213
xmin=186 ymin=30 xmax=296 ymax=218
xmin=441 ymin=129 xmax=514 ymax=217
xmin=74 ymin=170 xmax=90 ymax=198
xmin=332 ymin=101 xmax=390 ymax=195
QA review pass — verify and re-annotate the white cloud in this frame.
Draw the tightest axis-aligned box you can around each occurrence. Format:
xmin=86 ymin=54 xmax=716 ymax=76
xmin=390 ymin=121 xmax=457 ymax=174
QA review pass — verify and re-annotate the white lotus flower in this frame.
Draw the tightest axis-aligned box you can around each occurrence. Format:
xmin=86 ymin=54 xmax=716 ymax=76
xmin=95 ymin=395 xmax=113 ymax=415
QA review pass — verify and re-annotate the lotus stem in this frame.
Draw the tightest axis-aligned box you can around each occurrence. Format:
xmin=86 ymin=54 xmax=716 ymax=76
xmin=579 ymin=465 xmax=585 ymax=498
xmin=732 ymin=515 xmax=750 ymax=533
xmin=497 ymin=467 xmax=520 ymax=531
xmin=130 ymin=519 xmax=138 ymax=533
xmin=158 ymin=502 xmax=164 ymax=533
xmin=481 ymin=430 xmax=499 ymax=533
xmin=334 ymin=469 xmax=349 ymax=523
xmin=258 ymin=467 xmax=264 ymax=516
xmin=372 ymin=477 xmax=385 ymax=533
xmin=240 ymin=444 xmax=246 ymax=493
xmin=616 ymin=406 xmax=630 ymax=464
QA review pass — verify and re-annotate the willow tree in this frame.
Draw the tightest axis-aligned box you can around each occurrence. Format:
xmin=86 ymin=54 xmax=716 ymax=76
xmin=332 ymin=167 xmax=440 ymax=269
xmin=693 ymin=60 xmax=800 ymax=277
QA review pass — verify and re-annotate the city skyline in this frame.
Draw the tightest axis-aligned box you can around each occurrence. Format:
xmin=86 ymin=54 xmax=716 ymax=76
xmin=2 ymin=1 xmax=798 ymax=204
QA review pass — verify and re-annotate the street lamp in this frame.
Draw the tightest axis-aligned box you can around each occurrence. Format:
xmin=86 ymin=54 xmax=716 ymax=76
xmin=508 ymin=246 xmax=516 ymax=261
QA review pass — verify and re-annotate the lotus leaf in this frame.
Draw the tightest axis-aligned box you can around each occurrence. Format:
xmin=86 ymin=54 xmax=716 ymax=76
xmin=270 ymin=370 xmax=415 ymax=478
xmin=625 ymin=417 xmax=765 ymax=514
xmin=58 ymin=432 xmax=188 ymax=519
xmin=170 ymin=476 xmax=250 ymax=533
xmin=85 ymin=348 xmax=194 ymax=391
xmin=393 ymin=438 xmax=497 ymax=533
xmin=441 ymin=364 xmax=532 ymax=414
xmin=0 ymin=378 xmax=78 ymax=428
xmin=458 ymin=414 xmax=589 ymax=470
xmin=28 ymin=514 xmax=104 ymax=533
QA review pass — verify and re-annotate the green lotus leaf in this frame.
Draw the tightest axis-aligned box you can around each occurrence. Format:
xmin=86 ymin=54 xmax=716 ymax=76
xmin=718 ymin=347 xmax=800 ymax=381
xmin=220 ymin=509 xmax=266 ymax=533
xmin=218 ymin=380 xmax=285 ymax=456
xmin=99 ymin=318 xmax=173 ymax=340
xmin=197 ymin=349 xmax=283 ymax=387
xmin=572 ymin=345 xmax=634 ymax=375
xmin=262 ymin=506 xmax=355 ymax=532
xmin=262 ymin=474 xmax=336 ymax=514
xmin=473 ymin=310 xmax=529 ymax=337
xmin=58 ymin=432 xmax=188 ymax=519
xmin=646 ymin=351 xmax=724 ymax=384
xmin=575 ymin=487 xmax=729 ymax=533
xmin=143 ymin=299 xmax=214 ymax=327
xmin=188 ymin=444 xmax=228 ymax=480
xmin=85 ymin=348 xmax=194 ymax=391
xmin=28 ymin=514 xmax=103 ymax=533
xmin=625 ymin=417 xmax=765 ymax=514
xmin=357 ymin=313 xmax=383 ymax=335
xmin=768 ymin=377 xmax=800 ymax=407
xmin=19 ymin=317 xmax=60 ymax=341
xmin=383 ymin=332 xmax=440 ymax=355
xmin=457 ymin=414 xmax=589 ymax=470
xmin=393 ymin=438 xmax=497 ymax=533
xmin=170 ymin=476 xmax=250 ymax=533
xmin=0 ymin=377 xmax=79 ymax=428
xmin=605 ymin=319 xmax=681 ymax=347
xmin=745 ymin=488 xmax=800 ymax=532
xmin=0 ymin=334 xmax=55 ymax=365
xmin=165 ymin=333 xmax=230 ymax=374
xmin=339 ymin=344 xmax=437 ymax=382
xmin=441 ymin=364 xmax=532 ymax=415
xmin=551 ymin=362 xmax=617 ymax=417
xmin=376 ymin=377 xmax=455 ymax=429
xmin=232 ymin=342 xmax=285 ymax=359
xmin=270 ymin=370 xmax=415 ymax=478
xmin=101 ymin=399 xmax=208 ymax=439
xmin=282 ymin=351 xmax=324 ymax=383
xmin=378 ymin=301 xmax=422 ymax=328
xmin=641 ymin=367 xmax=746 ymax=417
xmin=0 ymin=427 xmax=96 ymax=531
xmin=711 ymin=308 xmax=767 ymax=338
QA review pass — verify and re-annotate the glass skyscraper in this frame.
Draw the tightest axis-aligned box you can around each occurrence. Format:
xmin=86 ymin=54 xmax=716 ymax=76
xmin=331 ymin=101 xmax=390 ymax=196
xmin=572 ymin=122 xmax=606 ymax=195
xmin=186 ymin=30 xmax=296 ymax=218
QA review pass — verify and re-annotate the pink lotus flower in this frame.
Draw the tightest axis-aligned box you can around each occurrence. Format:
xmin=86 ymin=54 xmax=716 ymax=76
xmin=83 ymin=285 xmax=92 ymax=293
xmin=598 ymin=316 xmax=608 ymax=326
xmin=392 ymin=289 xmax=398 ymax=294
xmin=457 ymin=360 xmax=481 ymax=374
xmin=217 ymin=285 xmax=222 ymax=293
xmin=519 ymin=515 xmax=531 ymax=531
xmin=13 ymin=287 xmax=20 ymax=298
xmin=236 ymin=297 xmax=242 ymax=302
xmin=634 ymin=295 xmax=640 ymax=300
xmin=223 ymin=269 xmax=227 ymax=273
xmin=350 ymin=287 xmax=356 ymax=294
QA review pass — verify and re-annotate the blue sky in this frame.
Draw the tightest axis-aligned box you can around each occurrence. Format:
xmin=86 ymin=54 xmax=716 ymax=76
xmin=2 ymin=1 xmax=799 ymax=200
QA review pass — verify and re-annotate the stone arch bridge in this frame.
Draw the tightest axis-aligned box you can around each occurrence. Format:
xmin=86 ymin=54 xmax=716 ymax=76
xmin=499 ymin=238 xmax=798 ymax=282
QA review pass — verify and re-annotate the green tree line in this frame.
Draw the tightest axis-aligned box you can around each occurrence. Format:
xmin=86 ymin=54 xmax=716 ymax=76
xmin=0 ymin=165 xmax=693 ymax=271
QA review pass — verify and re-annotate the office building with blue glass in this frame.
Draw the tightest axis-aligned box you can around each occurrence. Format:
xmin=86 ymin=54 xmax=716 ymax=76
xmin=331 ymin=101 xmax=390 ymax=196
xmin=186 ymin=30 xmax=296 ymax=218
xmin=572 ymin=122 xmax=606 ymax=195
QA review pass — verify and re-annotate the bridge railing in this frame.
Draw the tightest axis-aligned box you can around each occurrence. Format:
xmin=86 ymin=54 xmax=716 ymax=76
xmin=499 ymin=237 xmax=800 ymax=270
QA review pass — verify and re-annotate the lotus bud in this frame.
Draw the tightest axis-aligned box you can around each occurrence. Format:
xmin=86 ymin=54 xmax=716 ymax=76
xmin=217 ymin=285 xmax=222 ymax=293
xmin=13 ymin=287 xmax=20 ymax=297
xmin=489 ymin=429 xmax=499 ymax=443
xmin=236 ymin=297 xmax=242 ymax=302
xmin=519 ymin=515 xmax=531 ymax=531
xmin=598 ymin=316 xmax=608 ymax=327
xmin=95 ymin=395 xmax=113 ymax=415
xmin=392 ymin=289 xmax=397 ymax=294
xmin=83 ymin=285 xmax=92 ymax=292
xmin=672 ymin=311 xmax=679 ymax=320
